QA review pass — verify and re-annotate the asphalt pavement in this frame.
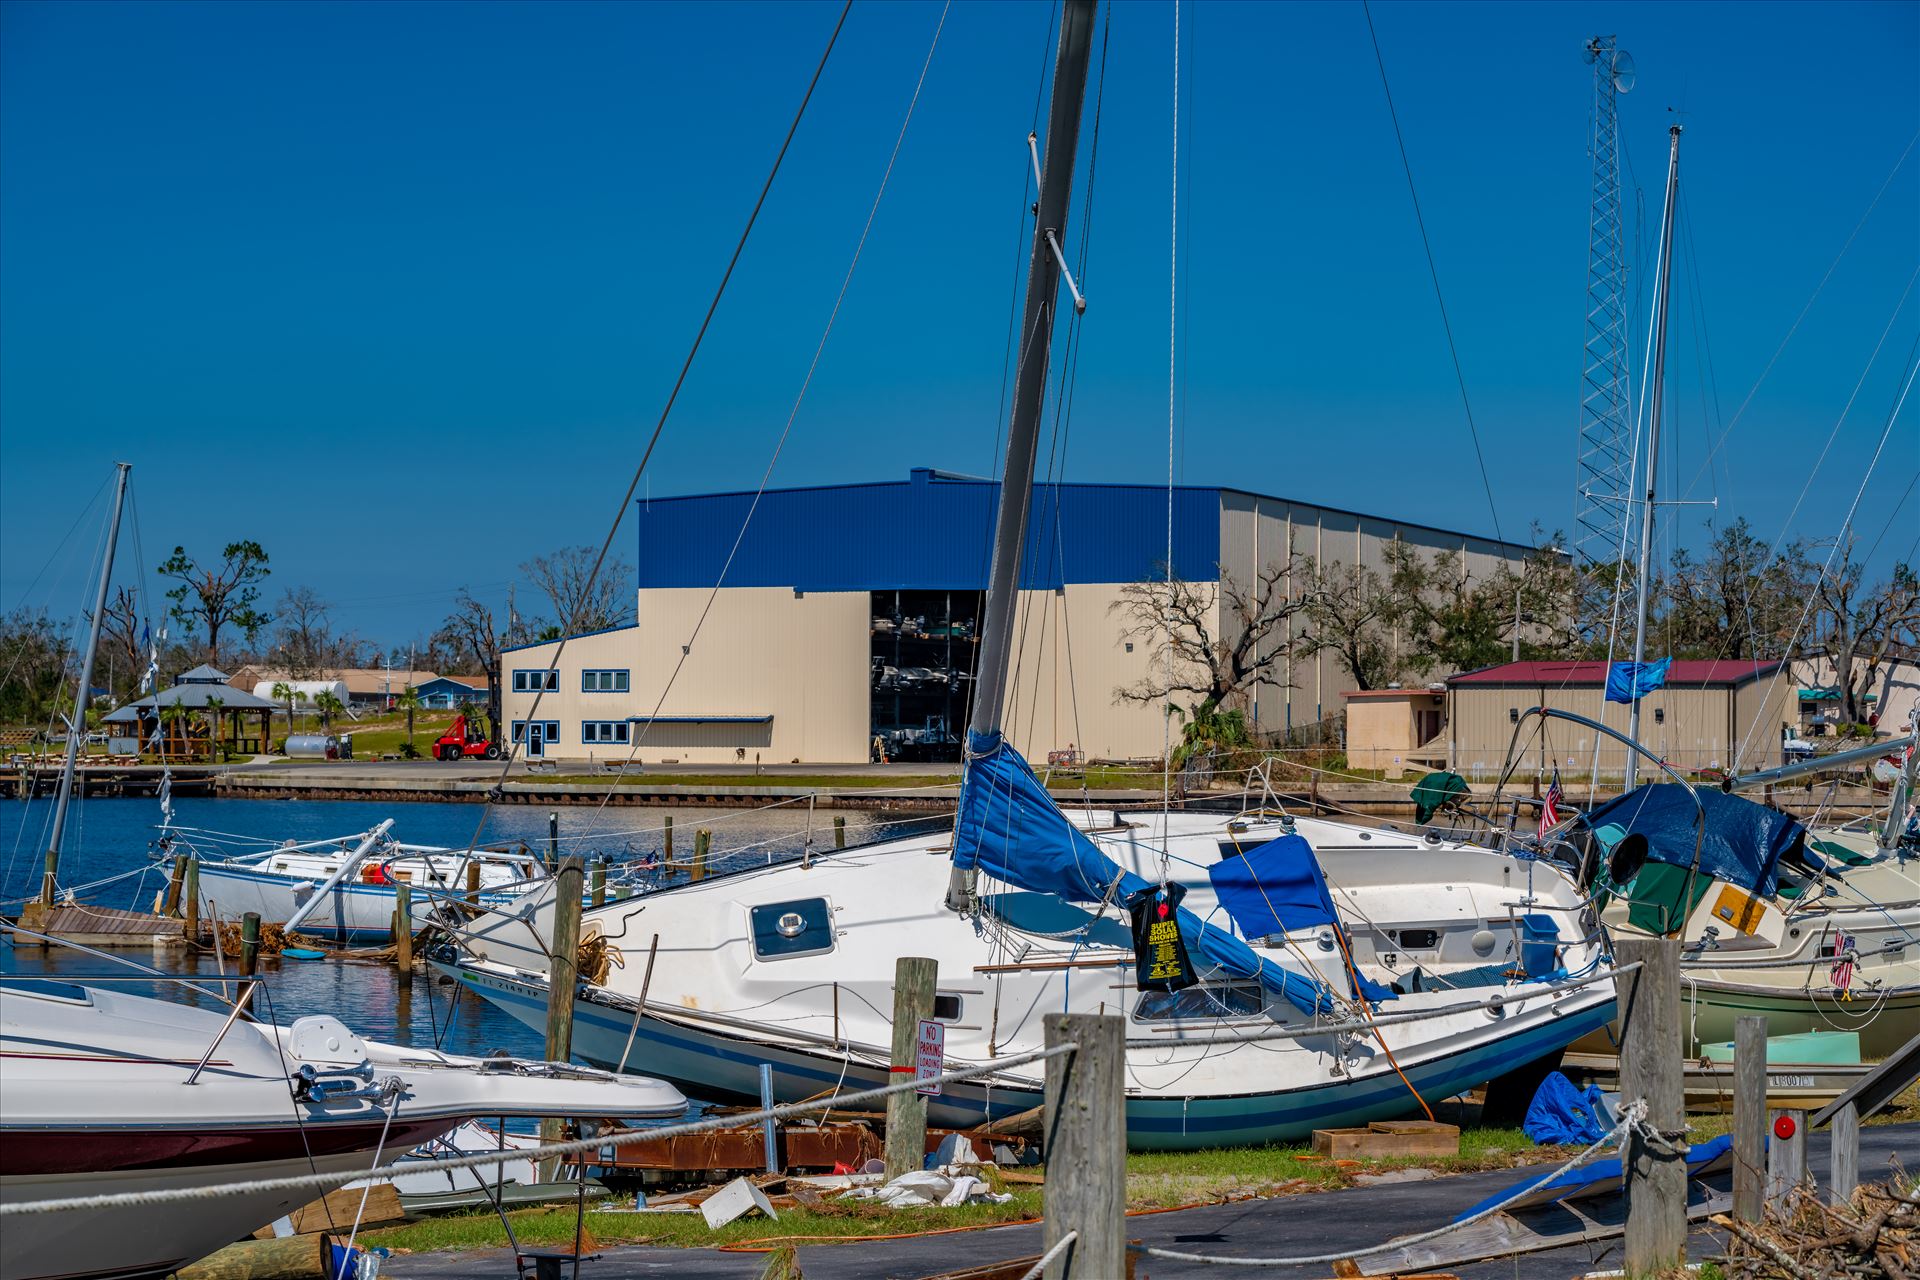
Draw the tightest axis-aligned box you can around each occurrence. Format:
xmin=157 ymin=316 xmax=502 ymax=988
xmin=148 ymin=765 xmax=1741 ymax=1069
xmin=385 ymin=1121 xmax=1916 ymax=1279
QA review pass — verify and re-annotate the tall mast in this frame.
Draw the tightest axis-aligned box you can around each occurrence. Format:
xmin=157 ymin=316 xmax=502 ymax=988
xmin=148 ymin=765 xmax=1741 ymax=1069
xmin=966 ymin=0 xmax=1097 ymax=744
xmin=42 ymin=461 xmax=133 ymax=905
xmin=1623 ymin=125 xmax=1681 ymax=790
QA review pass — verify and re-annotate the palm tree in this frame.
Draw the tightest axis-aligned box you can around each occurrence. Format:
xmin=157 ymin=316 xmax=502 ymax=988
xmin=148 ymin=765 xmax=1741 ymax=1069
xmin=397 ymin=685 xmax=423 ymax=750
xmin=271 ymin=681 xmax=296 ymax=733
xmin=203 ymin=694 xmax=226 ymax=761
xmin=312 ymin=689 xmax=344 ymax=733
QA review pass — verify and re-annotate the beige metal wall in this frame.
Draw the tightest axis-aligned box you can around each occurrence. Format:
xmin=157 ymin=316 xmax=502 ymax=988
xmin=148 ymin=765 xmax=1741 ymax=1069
xmin=1216 ymin=495 xmax=1532 ymax=739
xmin=498 ymin=587 xmax=870 ymax=765
xmin=1445 ymin=681 xmax=1787 ymax=782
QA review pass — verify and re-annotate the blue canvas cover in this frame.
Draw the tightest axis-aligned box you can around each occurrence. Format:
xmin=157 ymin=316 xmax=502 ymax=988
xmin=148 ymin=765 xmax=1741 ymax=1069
xmin=954 ymin=732 xmax=1343 ymax=1014
xmin=1524 ymin=1071 xmax=1609 ymax=1145
xmin=1207 ymin=835 xmax=1338 ymax=937
xmin=1582 ymin=784 xmax=1805 ymax=898
xmin=1452 ymin=1135 xmax=1733 ymax=1222
xmin=1605 ymin=657 xmax=1672 ymax=703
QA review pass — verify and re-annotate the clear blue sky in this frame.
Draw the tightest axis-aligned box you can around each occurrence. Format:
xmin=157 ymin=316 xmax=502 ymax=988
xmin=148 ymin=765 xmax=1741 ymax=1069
xmin=3 ymin=0 xmax=1915 ymax=647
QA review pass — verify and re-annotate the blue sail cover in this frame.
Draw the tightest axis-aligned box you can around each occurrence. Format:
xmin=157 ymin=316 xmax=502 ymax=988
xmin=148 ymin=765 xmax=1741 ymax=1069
xmin=954 ymin=732 xmax=1341 ymax=1014
xmin=1583 ymin=784 xmax=1804 ymax=898
xmin=1207 ymin=835 xmax=1338 ymax=936
xmin=1605 ymin=657 xmax=1672 ymax=703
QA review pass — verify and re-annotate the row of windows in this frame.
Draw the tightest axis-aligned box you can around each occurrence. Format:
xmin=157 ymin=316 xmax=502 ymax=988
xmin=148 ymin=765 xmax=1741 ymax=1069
xmin=581 ymin=721 xmax=631 ymax=744
xmin=510 ymin=720 xmax=562 ymax=743
xmin=512 ymin=669 xmax=632 ymax=693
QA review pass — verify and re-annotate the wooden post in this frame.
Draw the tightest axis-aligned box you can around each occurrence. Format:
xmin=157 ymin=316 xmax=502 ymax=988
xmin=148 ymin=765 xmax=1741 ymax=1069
xmin=183 ymin=857 xmax=201 ymax=945
xmin=1829 ymin=1101 xmax=1859 ymax=1206
xmin=691 ymin=828 xmax=710 ymax=883
xmin=834 ymin=816 xmax=846 ymax=849
xmin=591 ymin=859 xmax=606 ymax=908
xmin=547 ymin=811 xmax=559 ymax=866
xmin=663 ymin=815 xmax=673 ymax=864
xmin=883 ymin=956 xmax=937 ymax=1181
xmin=1732 ymin=1014 xmax=1767 ymax=1222
xmin=163 ymin=856 xmax=188 ymax=916
xmin=540 ymin=855 xmax=585 ymax=1179
xmin=392 ymin=882 xmax=413 ymax=970
xmin=465 ymin=859 xmax=481 ymax=909
xmin=1042 ymin=1012 xmax=1125 ymax=1280
xmin=239 ymin=912 xmax=262 ymax=977
xmin=1767 ymin=1108 xmax=1807 ymax=1209
xmin=1615 ymin=937 xmax=1685 ymax=1274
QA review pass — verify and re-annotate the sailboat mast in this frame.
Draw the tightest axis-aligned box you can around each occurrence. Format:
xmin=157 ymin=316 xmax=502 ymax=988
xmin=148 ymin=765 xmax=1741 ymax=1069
xmin=1623 ymin=125 xmax=1681 ymax=791
xmin=966 ymin=0 xmax=1098 ymax=743
xmin=42 ymin=462 xmax=133 ymax=906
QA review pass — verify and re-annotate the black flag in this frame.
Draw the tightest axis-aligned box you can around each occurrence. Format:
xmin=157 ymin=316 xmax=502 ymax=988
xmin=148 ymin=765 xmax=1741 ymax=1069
xmin=1127 ymin=882 xmax=1196 ymax=992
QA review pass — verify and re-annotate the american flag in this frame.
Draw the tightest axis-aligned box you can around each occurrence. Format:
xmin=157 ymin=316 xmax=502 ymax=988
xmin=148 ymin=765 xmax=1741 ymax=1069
xmin=1537 ymin=767 xmax=1563 ymax=837
xmin=1829 ymin=932 xmax=1855 ymax=995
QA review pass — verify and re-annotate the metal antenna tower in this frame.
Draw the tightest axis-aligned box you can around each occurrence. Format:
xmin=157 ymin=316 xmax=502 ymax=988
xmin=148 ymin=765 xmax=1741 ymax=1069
xmin=1574 ymin=36 xmax=1635 ymax=575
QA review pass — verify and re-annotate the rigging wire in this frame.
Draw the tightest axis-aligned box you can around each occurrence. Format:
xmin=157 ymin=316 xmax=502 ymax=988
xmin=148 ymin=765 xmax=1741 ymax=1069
xmin=1358 ymin=0 xmax=1503 ymax=547
xmin=1159 ymin=0 xmax=1179 ymax=883
xmin=454 ymin=0 xmax=853 ymax=858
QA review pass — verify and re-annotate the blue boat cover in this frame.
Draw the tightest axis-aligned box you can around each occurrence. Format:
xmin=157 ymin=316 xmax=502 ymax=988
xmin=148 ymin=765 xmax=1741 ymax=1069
xmin=1583 ymin=784 xmax=1804 ymax=897
xmin=1207 ymin=835 xmax=1338 ymax=936
xmin=955 ymin=731 xmax=1341 ymax=1014
xmin=1605 ymin=657 xmax=1672 ymax=703
xmin=1524 ymin=1071 xmax=1609 ymax=1145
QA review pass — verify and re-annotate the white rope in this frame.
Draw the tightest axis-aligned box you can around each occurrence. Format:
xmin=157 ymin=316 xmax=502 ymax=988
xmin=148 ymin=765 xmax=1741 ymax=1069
xmin=1140 ymin=1100 xmax=1646 ymax=1267
xmin=1020 ymin=1231 xmax=1079 ymax=1280
xmin=0 ymin=1042 xmax=1074 ymax=1218
xmin=1125 ymin=962 xmax=1633 ymax=1049
xmin=1157 ymin=0 xmax=1181 ymax=885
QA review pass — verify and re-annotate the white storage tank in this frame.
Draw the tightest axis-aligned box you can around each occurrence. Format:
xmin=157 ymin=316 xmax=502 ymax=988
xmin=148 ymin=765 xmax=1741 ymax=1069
xmin=252 ymin=679 xmax=351 ymax=709
xmin=284 ymin=734 xmax=340 ymax=759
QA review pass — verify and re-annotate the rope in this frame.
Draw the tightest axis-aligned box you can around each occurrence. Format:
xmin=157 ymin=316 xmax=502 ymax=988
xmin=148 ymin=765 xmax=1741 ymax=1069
xmin=1020 ymin=1231 xmax=1079 ymax=1280
xmin=0 ymin=1042 xmax=1075 ymax=1218
xmin=1139 ymin=1100 xmax=1645 ymax=1267
xmin=1124 ymin=962 xmax=1633 ymax=1049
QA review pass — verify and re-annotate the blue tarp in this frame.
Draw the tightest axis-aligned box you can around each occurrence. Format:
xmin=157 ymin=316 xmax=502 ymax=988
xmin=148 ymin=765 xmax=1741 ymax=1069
xmin=1452 ymin=1135 xmax=1734 ymax=1223
xmin=1207 ymin=835 xmax=1339 ymax=937
xmin=1524 ymin=1071 xmax=1610 ymax=1145
xmin=1582 ymin=784 xmax=1805 ymax=898
xmin=954 ymin=731 xmax=1342 ymax=1015
xmin=1605 ymin=657 xmax=1672 ymax=703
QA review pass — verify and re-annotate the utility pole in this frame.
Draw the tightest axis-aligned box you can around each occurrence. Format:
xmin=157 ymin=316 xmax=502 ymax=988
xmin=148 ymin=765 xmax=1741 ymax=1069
xmin=1624 ymin=125 xmax=1681 ymax=790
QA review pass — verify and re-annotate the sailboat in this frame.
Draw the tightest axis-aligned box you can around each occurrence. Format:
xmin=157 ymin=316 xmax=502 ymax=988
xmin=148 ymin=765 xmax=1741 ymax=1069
xmin=1529 ymin=127 xmax=1920 ymax=1058
xmin=437 ymin=1 xmax=1617 ymax=1151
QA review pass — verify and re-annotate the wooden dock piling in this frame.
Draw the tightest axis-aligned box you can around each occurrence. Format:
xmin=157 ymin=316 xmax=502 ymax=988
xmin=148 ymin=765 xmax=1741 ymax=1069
xmin=465 ymin=859 xmax=480 ymax=909
xmin=540 ymin=855 xmax=585 ymax=1179
xmin=1042 ymin=1012 xmax=1125 ymax=1280
xmin=239 ymin=912 xmax=261 ymax=977
xmin=392 ymin=882 xmax=412 ymax=970
xmin=884 ymin=956 xmax=937 ymax=1181
xmin=834 ymin=815 xmax=846 ymax=849
xmin=1732 ymin=1014 xmax=1766 ymax=1221
xmin=691 ymin=829 xmax=710 ymax=882
xmin=182 ymin=857 xmax=201 ymax=945
xmin=1616 ymin=937 xmax=1685 ymax=1274
xmin=590 ymin=859 xmax=606 ymax=908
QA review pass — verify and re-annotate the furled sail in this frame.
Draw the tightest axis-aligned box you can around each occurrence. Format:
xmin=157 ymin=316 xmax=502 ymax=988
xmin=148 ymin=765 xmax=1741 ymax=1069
xmin=954 ymin=731 xmax=1345 ymax=1014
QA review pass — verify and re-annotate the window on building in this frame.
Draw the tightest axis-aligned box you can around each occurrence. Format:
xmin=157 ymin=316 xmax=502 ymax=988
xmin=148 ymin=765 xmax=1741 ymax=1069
xmin=511 ymin=670 xmax=559 ymax=693
xmin=581 ymin=669 xmax=630 ymax=693
xmin=748 ymin=898 xmax=835 ymax=960
xmin=581 ymin=721 xmax=631 ymax=744
xmin=509 ymin=720 xmax=561 ymax=743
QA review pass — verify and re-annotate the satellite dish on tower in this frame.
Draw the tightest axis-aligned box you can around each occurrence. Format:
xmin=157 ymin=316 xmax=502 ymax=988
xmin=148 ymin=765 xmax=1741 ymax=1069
xmin=1611 ymin=50 xmax=1637 ymax=94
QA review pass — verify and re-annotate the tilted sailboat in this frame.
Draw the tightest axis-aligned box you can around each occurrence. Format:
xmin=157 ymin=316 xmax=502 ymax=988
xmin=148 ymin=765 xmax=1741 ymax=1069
xmin=439 ymin=1 xmax=1617 ymax=1151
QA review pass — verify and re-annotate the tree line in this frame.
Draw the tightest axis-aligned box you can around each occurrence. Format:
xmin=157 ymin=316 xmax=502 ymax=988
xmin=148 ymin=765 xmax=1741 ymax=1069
xmin=1113 ymin=517 xmax=1920 ymax=739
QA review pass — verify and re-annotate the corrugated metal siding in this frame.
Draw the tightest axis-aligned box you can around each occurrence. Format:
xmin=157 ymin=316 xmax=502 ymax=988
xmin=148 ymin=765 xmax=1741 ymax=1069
xmin=633 ymin=471 xmax=1220 ymax=590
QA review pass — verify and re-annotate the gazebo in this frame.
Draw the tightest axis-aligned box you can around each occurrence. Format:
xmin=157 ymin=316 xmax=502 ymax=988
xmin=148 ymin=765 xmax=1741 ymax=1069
xmin=102 ymin=664 xmax=279 ymax=762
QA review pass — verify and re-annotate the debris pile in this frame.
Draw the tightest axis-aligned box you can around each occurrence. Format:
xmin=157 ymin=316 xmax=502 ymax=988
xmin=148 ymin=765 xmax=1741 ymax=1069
xmin=1712 ymin=1178 xmax=1916 ymax=1279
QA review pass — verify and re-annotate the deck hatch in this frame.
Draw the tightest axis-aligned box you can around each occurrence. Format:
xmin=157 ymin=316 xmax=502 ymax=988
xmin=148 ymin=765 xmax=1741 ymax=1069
xmin=748 ymin=898 xmax=835 ymax=960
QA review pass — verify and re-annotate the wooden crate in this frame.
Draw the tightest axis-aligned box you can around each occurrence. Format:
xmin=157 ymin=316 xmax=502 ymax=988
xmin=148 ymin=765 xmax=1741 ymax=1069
xmin=1311 ymin=1120 xmax=1459 ymax=1160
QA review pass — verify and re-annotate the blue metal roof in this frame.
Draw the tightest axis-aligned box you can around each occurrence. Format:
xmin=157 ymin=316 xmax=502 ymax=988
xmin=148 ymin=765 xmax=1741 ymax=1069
xmin=634 ymin=469 xmax=1221 ymax=591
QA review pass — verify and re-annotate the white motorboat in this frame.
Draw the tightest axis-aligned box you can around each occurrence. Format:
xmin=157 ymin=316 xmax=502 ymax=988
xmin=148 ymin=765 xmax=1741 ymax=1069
xmin=173 ymin=821 xmax=556 ymax=944
xmin=0 ymin=960 xmax=684 ymax=1280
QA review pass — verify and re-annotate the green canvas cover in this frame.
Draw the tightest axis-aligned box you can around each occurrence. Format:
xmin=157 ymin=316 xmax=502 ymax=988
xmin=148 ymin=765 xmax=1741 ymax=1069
xmin=1411 ymin=770 xmax=1471 ymax=823
xmin=1622 ymin=861 xmax=1712 ymax=936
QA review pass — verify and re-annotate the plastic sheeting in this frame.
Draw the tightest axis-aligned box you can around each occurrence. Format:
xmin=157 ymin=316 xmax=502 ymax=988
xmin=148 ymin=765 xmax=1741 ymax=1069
xmin=1604 ymin=658 xmax=1672 ymax=703
xmin=1207 ymin=835 xmax=1338 ymax=937
xmin=953 ymin=731 xmax=1341 ymax=1015
xmin=1582 ymin=783 xmax=1805 ymax=897
xmin=1523 ymin=1071 xmax=1609 ymax=1145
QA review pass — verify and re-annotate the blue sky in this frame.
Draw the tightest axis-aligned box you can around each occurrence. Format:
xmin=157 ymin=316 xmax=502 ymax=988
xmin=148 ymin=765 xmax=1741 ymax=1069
xmin=2 ymin=0 xmax=1915 ymax=647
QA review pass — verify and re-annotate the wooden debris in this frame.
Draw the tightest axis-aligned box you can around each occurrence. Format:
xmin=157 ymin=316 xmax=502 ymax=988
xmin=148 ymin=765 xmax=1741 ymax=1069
xmin=1312 ymin=1121 xmax=1460 ymax=1160
xmin=251 ymin=1185 xmax=403 ymax=1238
xmin=175 ymin=1234 xmax=336 ymax=1279
xmin=1711 ymin=1179 xmax=1917 ymax=1280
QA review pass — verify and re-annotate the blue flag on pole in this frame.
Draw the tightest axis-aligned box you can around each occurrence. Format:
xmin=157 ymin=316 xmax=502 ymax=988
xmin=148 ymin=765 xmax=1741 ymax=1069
xmin=1605 ymin=657 xmax=1671 ymax=703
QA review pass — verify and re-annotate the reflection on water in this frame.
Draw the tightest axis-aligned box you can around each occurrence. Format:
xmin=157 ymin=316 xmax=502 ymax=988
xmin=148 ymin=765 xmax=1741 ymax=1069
xmin=2 ymin=796 xmax=950 ymax=1095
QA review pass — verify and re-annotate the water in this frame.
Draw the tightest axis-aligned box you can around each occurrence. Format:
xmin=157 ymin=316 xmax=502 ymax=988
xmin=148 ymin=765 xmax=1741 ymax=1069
xmin=1 ymin=795 xmax=947 ymax=1074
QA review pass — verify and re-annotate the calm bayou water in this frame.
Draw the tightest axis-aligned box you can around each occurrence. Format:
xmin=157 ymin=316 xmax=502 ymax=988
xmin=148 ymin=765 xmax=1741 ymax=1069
xmin=1 ymin=795 xmax=947 ymax=1077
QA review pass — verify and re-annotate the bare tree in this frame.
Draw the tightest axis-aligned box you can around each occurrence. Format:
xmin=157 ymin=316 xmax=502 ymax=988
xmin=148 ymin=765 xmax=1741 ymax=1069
xmin=94 ymin=586 xmax=145 ymax=702
xmin=520 ymin=546 xmax=634 ymax=636
xmin=1301 ymin=561 xmax=1404 ymax=691
xmin=1111 ymin=559 xmax=1310 ymax=716
xmin=1809 ymin=543 xmax=1920 ymax=726
xmin=435 ymin=588 xmax=513 ymax=737
xmin=274 ymin=586 xmax=335 ymax=676
xmin=159 ymin=541 xmax=272 ymax=664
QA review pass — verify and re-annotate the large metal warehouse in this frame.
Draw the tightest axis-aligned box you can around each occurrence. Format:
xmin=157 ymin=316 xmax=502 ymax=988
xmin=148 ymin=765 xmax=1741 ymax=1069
xmin=499 ymin=468 xmax=1536 ymax=765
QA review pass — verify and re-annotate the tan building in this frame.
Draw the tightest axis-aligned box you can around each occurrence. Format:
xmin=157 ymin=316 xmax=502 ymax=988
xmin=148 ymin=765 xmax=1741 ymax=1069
xmin=1791 ymin=647 xmax=1919 ymax=738
xmin=1342 ymin=687 xmax=1448 ymax=779
xmin=1436 ymin=660 xmax=1796 ymax=782
xmin=499 ymin=470 xmax=1537 ymax=765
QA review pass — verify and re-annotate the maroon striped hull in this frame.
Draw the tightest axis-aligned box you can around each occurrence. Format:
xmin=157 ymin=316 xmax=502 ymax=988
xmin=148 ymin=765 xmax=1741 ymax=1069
xmin=0 ymin=1116 xmax=454 ymax=1177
